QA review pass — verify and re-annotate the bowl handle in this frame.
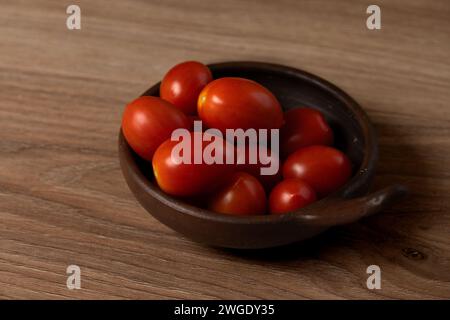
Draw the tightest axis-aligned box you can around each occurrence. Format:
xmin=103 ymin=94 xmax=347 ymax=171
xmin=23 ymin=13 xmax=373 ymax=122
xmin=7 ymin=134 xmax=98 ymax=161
xmin=295 ymin=185 xmax=408 ymax=227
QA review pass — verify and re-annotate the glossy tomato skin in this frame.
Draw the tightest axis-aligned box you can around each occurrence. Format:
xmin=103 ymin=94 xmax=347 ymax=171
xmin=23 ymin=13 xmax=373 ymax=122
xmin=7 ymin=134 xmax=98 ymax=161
xmin=122 ymin=96 xmax=190 ymax=161
xmin=236 ymin=143 xmax=282 ymax=191
xmin=280 ymin=108 xmax=333 ymax=158
xmin=283 ymin=146 xmax=352 ymax=197
xmin=152 ymin=132 xmax=235 ymax=197
xmin=269 ymin=178 xmax=317 ymax=214
xmin=198 ymin=77 xmax=284 ymax=133
xmin=208 ymin=172 xmax=266 ymax=215
xmin=160 ymin=61 xmax=212 ymax=115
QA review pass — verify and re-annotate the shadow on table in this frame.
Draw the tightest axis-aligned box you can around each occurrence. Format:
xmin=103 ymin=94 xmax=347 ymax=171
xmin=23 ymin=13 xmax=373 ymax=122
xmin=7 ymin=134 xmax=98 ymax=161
xmin=211 ymin=228 xmax=345 ymax=263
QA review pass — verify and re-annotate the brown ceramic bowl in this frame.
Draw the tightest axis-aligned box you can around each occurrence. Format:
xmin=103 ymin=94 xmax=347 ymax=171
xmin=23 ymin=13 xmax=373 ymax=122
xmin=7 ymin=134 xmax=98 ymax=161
xmin=118 ymin=61 xmax=407 ymax=249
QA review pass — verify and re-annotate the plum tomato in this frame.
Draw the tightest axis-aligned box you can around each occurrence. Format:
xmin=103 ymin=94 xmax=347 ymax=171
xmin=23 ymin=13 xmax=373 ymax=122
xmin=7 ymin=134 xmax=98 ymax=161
xmin=269 ymin=178 xmax=317 ymax=214
xmin=208 ymin=172 xmax=266 ymax=215
xmin=236 ymin=143 xmax=282 ymax=191
xmin=160 ymin=61 xmax=212 ymax=115
xmin=122 ymin=96 xmax=190 ymax=161
xmin=198 ymin=77 xmax=284 ymax=133
xmin=152 ymin=132 xmax=235 ymax=197
xmin=280 ymin=108 xmax=333 ymax=158
xmin=282 ymin=145 xmax=352 ymax=197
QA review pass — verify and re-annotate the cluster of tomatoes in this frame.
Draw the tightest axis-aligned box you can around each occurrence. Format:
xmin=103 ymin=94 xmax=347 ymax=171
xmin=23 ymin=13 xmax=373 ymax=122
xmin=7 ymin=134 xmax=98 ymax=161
xmin=122 ymin=61 xmax=352 ymax=216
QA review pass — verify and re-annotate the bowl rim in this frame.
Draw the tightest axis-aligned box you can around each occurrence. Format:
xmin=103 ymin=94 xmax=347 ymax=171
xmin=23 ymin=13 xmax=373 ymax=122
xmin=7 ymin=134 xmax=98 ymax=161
xmin=119 ymin=61 xmax=378 ymax=225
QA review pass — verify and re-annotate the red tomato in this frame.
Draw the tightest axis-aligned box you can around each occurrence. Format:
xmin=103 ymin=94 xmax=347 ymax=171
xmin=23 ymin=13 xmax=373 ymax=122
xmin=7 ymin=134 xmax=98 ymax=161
xmin=283 ymin=146 xmax=352 ymax=197
xmin=198 ymin=78 xmax=284 ymax=133
xmin=280 ymin=108 xmax=333 ymax=158
xmin=236 ymin=143 xmax=282 ymax=191
xmin=208 ymin=172 xmax=266 ymax=215
xmin=152 ymin=132 xmax=235 ymax=197
xmin=160 ymin=61 xmax=212 ymax=115
xmin=269 ymin=179 xmax=317 ymax=214
xmin=122 ymin=96 xmax=190 ymax=161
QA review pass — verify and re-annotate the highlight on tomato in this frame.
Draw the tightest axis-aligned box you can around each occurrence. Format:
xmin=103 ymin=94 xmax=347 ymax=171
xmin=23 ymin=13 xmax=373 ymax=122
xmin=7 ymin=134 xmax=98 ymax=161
xmin=269 ymin=178 xmax=317 ymax=214
xmin=198 ymin=77 xmax=284 ymax=133
xmin=280 ymin=107 xmax=333 ymax=158
xmin=160 ymin=61 xmax=212 ymax=115
xmin=121 ymin=96 xmax=190 ymax=161
xmin=208 ymin=172 xmax=266 ymax=216
xmin=283 ymin=145 xmax=352 ymax=197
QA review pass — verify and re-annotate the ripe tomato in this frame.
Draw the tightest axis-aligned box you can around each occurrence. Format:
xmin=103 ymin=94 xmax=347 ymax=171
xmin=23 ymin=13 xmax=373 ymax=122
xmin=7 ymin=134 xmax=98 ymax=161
xmin=269 ymin=178 xmax=317 ymax=214
xmin=122 ymin=96 xmax=190 ymax=161
xmin=283 ymin=146 xmax=352 ymax=197
xmin=198 ymin=77 xmax=284 ymax=132
xmin=236 ymin=143 xmax=282 ymax=191
xmin=208 ymin=172 xmax=266 ymax=215
xmin=160 ymin=61 xmax=212 ymax=115
xmin=152 ymin=132 xmax=235 ymax=197
xmin=280 ymin=108 xmax=333 ymax=158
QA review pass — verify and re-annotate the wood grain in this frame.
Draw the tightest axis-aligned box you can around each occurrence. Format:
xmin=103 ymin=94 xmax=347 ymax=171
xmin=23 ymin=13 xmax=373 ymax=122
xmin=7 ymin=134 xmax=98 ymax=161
xmin=0 ymin=0 xmax=449 ymax=299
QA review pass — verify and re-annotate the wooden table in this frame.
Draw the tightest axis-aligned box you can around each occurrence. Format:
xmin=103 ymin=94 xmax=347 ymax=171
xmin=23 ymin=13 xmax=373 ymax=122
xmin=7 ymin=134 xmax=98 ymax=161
xmin=1 ymin=0 xmax=449 ymax=299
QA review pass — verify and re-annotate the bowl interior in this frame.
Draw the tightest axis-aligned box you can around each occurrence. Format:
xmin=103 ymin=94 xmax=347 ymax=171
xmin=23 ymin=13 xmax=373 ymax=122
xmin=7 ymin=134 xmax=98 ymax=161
xmin=129 ymin=61 xmax=375 ymax=221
